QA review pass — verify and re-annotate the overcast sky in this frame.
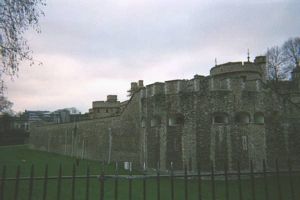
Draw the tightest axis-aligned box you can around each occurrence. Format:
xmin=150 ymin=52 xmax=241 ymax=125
xmin=4 ymin=0 xmax=300 ymax=113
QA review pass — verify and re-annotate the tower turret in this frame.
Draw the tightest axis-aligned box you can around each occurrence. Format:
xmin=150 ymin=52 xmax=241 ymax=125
xmin=254 ymin=56 xmax=267 ymax=82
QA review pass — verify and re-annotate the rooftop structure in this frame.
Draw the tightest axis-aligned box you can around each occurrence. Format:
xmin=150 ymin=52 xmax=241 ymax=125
xmin=89 ymin=95 xmax=121 ymax=119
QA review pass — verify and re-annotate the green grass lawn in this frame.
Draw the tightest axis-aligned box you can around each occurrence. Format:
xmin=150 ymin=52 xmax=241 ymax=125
xmin=1 ymin=145 xmax=300 ymax=200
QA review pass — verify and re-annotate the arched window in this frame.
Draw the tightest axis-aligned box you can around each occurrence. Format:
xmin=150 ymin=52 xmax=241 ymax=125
xmin=168 ymin=113 xmax=184 ymax=126
xmin=254 ymin=112 xmax=264 ymax=124
xmin=151 ymin=116 xmax=161 ymax=127
xmin=235 ymin=112 xmax=250 ymax=124
xmin=213 ymin=113 xmax=229 ymax=124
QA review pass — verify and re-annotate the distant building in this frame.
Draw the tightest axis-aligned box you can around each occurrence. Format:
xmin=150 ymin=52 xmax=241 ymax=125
xmin=52 ymin=109 xmax=70 ymax=123
xmin=23 ymin=110 xmax=52 ymax=123
xmin=52 ymin=107 xmax=82 ymax=123
xmin=89 ymin=95 xmax=121 ymax=119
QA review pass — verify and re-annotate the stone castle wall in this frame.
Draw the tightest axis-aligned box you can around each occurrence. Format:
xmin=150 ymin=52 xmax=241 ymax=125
xmin=29 ymin=57 xmax=300 ymax=171
xmin=29 ymin=92 xmax=142 ymax=165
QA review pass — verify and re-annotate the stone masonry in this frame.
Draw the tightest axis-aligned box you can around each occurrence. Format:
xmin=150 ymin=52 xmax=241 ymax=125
xmin=29 ymin=55 xmax=300 ymax=171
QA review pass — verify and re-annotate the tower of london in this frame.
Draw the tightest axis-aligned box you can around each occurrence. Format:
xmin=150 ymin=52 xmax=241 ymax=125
xmin=29 ymin=55 xmax=300 ymax=171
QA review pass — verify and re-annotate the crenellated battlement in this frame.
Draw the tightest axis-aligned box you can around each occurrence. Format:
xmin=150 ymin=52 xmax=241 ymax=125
xmin=210 ymin=61 xmax=263 ymax=77
xmin=137 ymin=56 xmax=267 ymax=99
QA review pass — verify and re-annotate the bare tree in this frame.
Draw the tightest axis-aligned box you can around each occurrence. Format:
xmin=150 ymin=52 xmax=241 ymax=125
xmin=0 ymin=95 xmax=13 ymax=113
xmin=266 ymin=37 xmax=300 ymax=83
xmin=266 ymin=46 xmax=287 ymax=82
xmin=0 ymin=0 xmax=45 ymax=93
xmin=0 ymin=0 xmax=45 ymax=111
xmin=282 ymin=37 xmax=300 ymax=71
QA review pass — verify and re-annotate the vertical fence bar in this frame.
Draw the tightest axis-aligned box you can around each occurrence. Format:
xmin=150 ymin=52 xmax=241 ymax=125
xmin=143 ymin=165 xmax=147 ymax=200
xmin=71 ymin=163 xmax=76 ymax=200
xmin=156 ymin=162 xmax=160 ymax=200
xmin=99 ymin=163 xmax=105 ymax=200
xmin=28 ymin=164 xmax=34 ymax=200
xmin=197 ymin=162 xmax=202 ymax=200
xmin=14 ymin=165 xmax=20 ymax=200
xmin=114 ymin=162 xmax=118 ymax=200
xmin=237 ymin=161 xmax=243 ymax=200
xmin=211 ymin=161 xmax=216 ymax=200
xmin=0 ymin=165 xmax=6 ymax=200
xmin=42 ymin=164 xmax=48 ymax=200
xmin=86 ymin=165 xmax=90 ymax=200
xmin=128 ymin=162 xmax=132 ymax=200
xmin=184 ymin=163 xmax=188 ymax=200
xmin=170 ymin=162 xmax=174 ymax=200
xmin=224 ymin=161 xmax=229 ymax=200
xmin=287 ymin=159 xmax=295 ymax=200
xmin=250 ymin=160 xmax=256 ymax=200
xmin=275 ymin=159 xmax=282 ymax=200
xmin=263 ymin=160 xmax=269 ymax=200
xmin=56 ymin=163 xmax=62 ymax=200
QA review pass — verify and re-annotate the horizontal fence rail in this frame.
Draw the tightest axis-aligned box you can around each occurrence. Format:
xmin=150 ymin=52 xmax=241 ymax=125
xmin=0 ymin=160 xmax=299 ymax=200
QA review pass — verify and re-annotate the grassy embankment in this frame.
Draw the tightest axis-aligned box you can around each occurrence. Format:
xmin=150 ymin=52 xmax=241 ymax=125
xmin=0 ymin=145 xmax=299 ymax=199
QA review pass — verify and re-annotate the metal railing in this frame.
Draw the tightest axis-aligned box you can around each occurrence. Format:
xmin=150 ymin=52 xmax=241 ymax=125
xmin=0 ymin=159 xmax=299 ymax=200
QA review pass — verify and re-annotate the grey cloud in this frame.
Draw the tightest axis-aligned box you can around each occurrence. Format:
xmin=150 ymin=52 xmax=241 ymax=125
xmin=30 ymin=0 xmax=299 ymax=64
xmin=6 ymin=0 xmax=300 ymax=112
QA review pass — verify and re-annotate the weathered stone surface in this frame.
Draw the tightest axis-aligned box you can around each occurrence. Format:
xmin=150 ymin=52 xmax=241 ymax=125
xmin=29 ymin=56 xmax=300 ymax=171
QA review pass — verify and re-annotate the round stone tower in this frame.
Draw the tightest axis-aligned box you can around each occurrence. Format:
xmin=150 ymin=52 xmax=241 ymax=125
xmin=210 ymin=56 xmax=266 ymax=79
xmin=209 ymin=56 xmax=266 ymax=92
xmin=208 ymin=56 xmax=267 ymax=171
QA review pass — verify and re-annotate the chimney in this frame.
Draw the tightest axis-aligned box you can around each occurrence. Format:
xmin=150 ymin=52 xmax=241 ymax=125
xmin=138 ymin=80 xmax=144 ymax=87
xmin=131 ymin=82 xmax=138 ymax=90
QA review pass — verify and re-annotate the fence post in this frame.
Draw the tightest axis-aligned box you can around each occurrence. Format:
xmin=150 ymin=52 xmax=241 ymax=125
xmin=197 ymin=161 xmax=202 ymax=200
xmin=114 ymin=162 xmax=118 ymax=200
xmin=99 ymin=161 xmax=105 ymax=200
xmin=14 ymin=165 xmax=20 ymax=200
xmin=71 ymin=163 xmax=76 ymax=200
xmin=85 ymin=165 xmax=90 ymax=200
xmin=143 ymin=163 xmax=147 ymax=200
xmin=275 ymin=159 xmax=282 ymax=200
xmin=156 ymin=162 xmax=160 ymax=200
xmin=56 ymin=163 xmax=62 ymax=200
xmin=42 ymin=164 xmax=48 ymax=200
xmin=0 ymin=165 xmax=6 ymax=200
xmin=170 ymin=162 xmax=174 ymax=200
xmin=237 ymin=161 xmax=243 ymax=200
xmin=287 ymin=159 xmax=295 ymax=200
xmin=28 ymin=164 xmax=34 ymax=200
xmin=224 ymin=161 xmax=229 ymax=200
xmin=211 ymin=161 xmax=216 ymax=200
xmin=184 ymin=163 xmax=188 ymax=200
xmin=128 ymin=162 xmax=132 ymax=200
xmin=262 ymin=160 xmax=269 ymax=200
xmin=250 ymin=160 xmax=256 ymax=200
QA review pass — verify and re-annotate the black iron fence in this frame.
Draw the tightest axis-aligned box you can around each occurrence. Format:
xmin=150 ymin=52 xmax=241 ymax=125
xmin=0 ymin=160 xmax=300 ymax=200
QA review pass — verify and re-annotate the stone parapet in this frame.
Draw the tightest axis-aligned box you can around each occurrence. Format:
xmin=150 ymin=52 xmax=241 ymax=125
xmin=210 ymin=62 xmax=263 ymax=77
